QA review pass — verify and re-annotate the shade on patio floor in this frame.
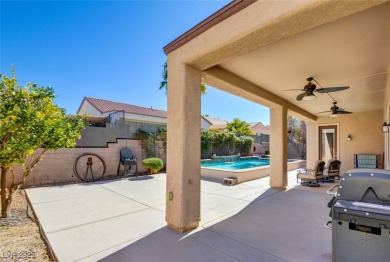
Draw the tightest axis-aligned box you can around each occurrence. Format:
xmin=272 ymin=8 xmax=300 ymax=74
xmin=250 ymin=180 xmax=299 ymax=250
xmin=26 ymin=171 xmax=334 ymax=262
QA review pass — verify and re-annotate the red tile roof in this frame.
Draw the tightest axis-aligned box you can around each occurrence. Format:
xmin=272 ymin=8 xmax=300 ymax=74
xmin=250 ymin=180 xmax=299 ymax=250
xmin=249 ymin=122 xmax=269 ymax=135
xmin=82 ymin=97 xmax=167 ymax=118
xmin=203 ymin=116 xmax=229 ymax=126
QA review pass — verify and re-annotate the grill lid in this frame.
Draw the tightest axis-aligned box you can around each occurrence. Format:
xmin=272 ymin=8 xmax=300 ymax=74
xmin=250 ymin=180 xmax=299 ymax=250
xmin=337 ymin=169 xmax=390 ymax=204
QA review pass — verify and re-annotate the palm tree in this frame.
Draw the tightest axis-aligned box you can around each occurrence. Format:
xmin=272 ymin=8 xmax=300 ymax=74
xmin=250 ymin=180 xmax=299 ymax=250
xmin=159 ymin=62 xmax=168 ymax=92
xmin=159 ymin=62 xmax=207 ymax=94
xmin=226 ymin=118 xmax=253 ymax=135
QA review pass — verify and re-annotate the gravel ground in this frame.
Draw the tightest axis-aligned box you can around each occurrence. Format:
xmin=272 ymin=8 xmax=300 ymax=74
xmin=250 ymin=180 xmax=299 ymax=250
xmin=0 ymin=190 xmax=53 ymax=262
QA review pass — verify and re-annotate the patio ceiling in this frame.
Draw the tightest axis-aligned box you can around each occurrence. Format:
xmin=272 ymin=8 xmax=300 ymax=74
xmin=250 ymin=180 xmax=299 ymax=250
xmin=175 ymin=2 xmax=387 ymax=119
xmin=216 ymin=3 xmax=390 ymax=116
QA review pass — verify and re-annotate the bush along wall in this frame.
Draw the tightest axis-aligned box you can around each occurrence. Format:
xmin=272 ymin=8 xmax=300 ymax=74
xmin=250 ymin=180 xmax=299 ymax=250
xmin=134 ymin=128 xmax=166 ymax=159
xmin=201 ymin=130 xmax=254 ymax=159
xmin=69 ymin=115 xmax=107 ymax=127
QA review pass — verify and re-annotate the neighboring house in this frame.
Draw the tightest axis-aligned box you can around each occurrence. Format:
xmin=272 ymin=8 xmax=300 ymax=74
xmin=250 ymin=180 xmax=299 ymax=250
xmin=77 ymin=97 xmax=167 ymax=125
xmin=202 ymin=116 xmax=229 ymax=130
xmin=200 ymin=115 xmax=214 ymax=129
xmin=78 ymin=98 xmax=270 ymax=136
xmin=202 ymin=116 xmax=269 ymax=136
xmin=78 ymin=97 xmax=219 ymax=130
xmin=249 ymin=122 xmax=269 ymax=135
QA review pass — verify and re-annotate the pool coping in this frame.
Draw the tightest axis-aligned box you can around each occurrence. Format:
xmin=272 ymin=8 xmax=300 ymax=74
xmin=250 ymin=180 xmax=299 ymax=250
xmin=201 ymin=159 xmax=306 ymax=183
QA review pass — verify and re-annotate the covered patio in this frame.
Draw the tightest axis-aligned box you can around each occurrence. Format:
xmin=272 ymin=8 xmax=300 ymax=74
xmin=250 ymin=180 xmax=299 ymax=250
xmin=26 ymin=172 xmax=333 ymax=261
xmin=164 ymin=0 xmax=390 ymax=232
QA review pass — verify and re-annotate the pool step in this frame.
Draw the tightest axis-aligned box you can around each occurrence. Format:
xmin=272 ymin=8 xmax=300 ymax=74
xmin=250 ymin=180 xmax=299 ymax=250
xmin=223 ymin=177 xmax=238 ymax=186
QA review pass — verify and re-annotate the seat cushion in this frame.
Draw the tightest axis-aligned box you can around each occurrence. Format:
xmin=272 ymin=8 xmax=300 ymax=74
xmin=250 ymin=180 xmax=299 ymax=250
xmin=297 ymin=172 xmax=315 ymax=180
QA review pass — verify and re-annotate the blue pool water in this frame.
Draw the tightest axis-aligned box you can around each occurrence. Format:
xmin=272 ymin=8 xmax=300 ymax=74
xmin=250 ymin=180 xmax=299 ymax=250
xmin=201 ymin=158 xmax=293 ymax=171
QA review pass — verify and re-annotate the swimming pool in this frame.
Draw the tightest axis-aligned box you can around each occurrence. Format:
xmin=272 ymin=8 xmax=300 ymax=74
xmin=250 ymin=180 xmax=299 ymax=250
xmin=201 ymin=158 xmax=293 ymax=171
xmin=201 ymin=157 xmax=306 ymax=183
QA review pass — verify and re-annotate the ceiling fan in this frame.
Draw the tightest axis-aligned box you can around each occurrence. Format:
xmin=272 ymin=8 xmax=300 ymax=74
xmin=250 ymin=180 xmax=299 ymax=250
xmin=285 ymin=77 xmax=350 ymax=101
xmin=316 ymin=102 xmax=352 ymax=117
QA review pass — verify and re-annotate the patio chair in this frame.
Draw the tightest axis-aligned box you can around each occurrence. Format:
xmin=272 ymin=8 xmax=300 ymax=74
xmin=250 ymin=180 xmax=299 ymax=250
xmin=296 ymin=160 xmax=325 ymax=187
xmin=117 ymin=148 xmax=138 ymax=177
xmin=326 ymin=159 xmax=341 ymax=181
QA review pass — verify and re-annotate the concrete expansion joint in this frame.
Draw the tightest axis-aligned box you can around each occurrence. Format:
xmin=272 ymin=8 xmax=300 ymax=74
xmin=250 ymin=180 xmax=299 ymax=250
xmin=199 ymin=190 xmax=281 ymax=226
xmin=31 ymin=197 xmax=78 ymax=205
xmin=250 ymin=190 xmax=283 ymax=204
xmin=203 ymin=227 xmax=287 ymax=261
xmin=45 ymin=207 xmax=151 ymax=235
xmin=74 ymin=230 xmax=156 ymax=262
xmin=98 ymin=184 xmax=157 ymax=209
xmin=185 ymin=233 xmax=240 ymax=261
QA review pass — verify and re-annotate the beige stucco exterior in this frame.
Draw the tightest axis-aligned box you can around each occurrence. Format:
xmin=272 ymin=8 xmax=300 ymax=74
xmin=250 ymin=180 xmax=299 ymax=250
xmin=306 ymin=110 xmax=384 ymax=175
xmin=164 ymin=1 xmax=389 ymax=232
xmin=166 ymin=61 xmax=201 ymax=232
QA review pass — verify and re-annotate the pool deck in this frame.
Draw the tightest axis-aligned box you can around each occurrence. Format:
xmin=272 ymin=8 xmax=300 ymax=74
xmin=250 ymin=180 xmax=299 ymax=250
xmin=26 ymin=170 xmax=333 ymax=262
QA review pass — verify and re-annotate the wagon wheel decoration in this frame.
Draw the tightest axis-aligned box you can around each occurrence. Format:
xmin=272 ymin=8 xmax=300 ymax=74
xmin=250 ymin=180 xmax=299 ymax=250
xmin=73 ymin=153 xmax=106 ymax=182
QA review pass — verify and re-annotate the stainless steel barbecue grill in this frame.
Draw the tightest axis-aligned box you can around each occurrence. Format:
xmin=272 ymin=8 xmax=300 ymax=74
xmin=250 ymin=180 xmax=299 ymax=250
xmin=326 ymin=169 xmax=390 ymax=262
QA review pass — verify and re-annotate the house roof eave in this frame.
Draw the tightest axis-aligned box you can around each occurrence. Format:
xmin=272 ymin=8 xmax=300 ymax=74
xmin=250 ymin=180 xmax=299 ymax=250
xmin=163 ymin=0 xmax=256 ymax=55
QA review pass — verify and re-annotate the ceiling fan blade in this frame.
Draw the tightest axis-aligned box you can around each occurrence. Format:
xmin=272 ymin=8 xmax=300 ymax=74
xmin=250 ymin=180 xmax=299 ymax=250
xmin=283 ymin=89 xmax=305 ymax=91
xmin=336 ymin=110 xmax=352 ymax=114
xmin=296 ymin=93 xmax=306 ymax=101
xmin=316 ymin=86 xmax=350 ymax=93
xmin=315 ymin=111 xmax=331 ymax=114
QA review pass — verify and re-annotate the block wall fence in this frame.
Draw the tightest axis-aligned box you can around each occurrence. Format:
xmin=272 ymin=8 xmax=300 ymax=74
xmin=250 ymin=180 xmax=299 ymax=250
xmin=8 ymin=139 xmax=166 ymax=187
xmin=7 ymin=139 xmax=303 ymax=187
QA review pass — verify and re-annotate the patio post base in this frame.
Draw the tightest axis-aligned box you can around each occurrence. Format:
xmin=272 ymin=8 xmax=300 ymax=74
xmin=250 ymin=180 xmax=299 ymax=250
xmin=167 ymin=221 xmax=199 ymax=233
xmin=270 ymin=186 xmax=287 ymax=190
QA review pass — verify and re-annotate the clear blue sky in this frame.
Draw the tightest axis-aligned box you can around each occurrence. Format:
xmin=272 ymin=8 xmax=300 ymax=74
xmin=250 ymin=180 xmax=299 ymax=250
xmin=1 ymin=0 xmax=270 ymax=125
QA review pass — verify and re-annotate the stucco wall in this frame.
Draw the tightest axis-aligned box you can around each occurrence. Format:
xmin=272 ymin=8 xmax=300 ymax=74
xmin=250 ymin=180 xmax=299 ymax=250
xmin=124 ymin=113 xmax=166 ymax=125
xmin=310 ymin=110 xmax=383 ymax=174
xmin=250 ymin=123 xmax=269 ymax=135
xmin=252 ymin=142 xmax=303 ymax=159
xmin=201 ymin=118 xmax=211 ymax=129
xmin=76 ymin=126 xmax=107 ymax=147
xmin=9 ymin=139 xmax=166 ymax=187
xmin=78 ymin=100 xmax=104 ymax=116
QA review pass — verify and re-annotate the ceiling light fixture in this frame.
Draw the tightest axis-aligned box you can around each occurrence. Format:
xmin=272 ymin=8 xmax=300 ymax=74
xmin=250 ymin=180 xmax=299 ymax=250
xmin=302 ymin=93 xmax=316 ymax=101
xmin=382 ymin=122 xmax=390 ymax=133
xmin=330 ymin=112 xmax=338 ymax=117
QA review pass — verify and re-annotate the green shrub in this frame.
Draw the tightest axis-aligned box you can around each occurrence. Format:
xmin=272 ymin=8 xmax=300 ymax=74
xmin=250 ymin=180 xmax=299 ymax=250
xmin=134 ymin=129 xmax=155 ymax=158
xmin=156 ymin=127 xmax=167 ymax=153
xmin=69 ymin=115 xmax=107 ymax=127
xmin=212 ymin=130 xmax=236 ymax=155
xmin=201 ymin=129 xmax=214 ymax=154
xmin=235 ymin=135 xmax=254 ymax=156
xmin=142 ymin=157 xmax=164 ymax=173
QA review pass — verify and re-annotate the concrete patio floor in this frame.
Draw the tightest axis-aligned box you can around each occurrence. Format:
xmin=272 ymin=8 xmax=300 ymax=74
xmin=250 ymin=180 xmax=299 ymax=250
xmin=26 ymin=171 xmax=334 ymax=262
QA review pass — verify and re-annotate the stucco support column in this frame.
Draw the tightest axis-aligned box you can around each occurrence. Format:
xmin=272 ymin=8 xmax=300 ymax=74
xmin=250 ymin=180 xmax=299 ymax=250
xmin=306 ymin=120 xmax=317 ymax=167
xmin=269 ymin=107 xmax=288 ymax=189
xmin=166 ymin=59 xmax=201 ymax=233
